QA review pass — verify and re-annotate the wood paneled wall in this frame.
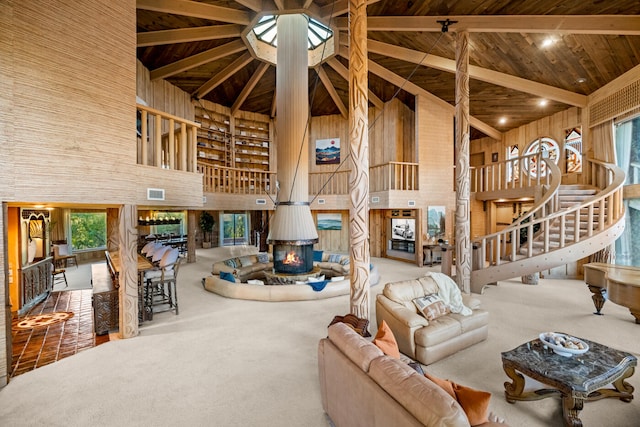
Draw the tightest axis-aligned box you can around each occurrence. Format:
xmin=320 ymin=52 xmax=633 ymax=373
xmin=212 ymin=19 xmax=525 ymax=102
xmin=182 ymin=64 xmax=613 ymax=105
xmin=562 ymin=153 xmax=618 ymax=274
xmin=416 ymin=95 xmax=456 ymax=242
xmin=137 ymin=61 xmax=194 ymax=121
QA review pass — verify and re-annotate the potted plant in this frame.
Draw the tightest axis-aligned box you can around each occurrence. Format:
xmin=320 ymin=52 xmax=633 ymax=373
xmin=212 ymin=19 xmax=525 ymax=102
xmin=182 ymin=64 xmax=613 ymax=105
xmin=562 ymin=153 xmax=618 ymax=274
xmin=199 ymin=211 xmax=215 ymax=248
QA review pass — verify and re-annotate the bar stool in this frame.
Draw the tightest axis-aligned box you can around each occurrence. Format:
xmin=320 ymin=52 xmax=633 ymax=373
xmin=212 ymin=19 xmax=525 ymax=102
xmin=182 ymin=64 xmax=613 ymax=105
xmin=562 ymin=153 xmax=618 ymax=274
xmin=144 ymin=248 xmax=181 ymax=319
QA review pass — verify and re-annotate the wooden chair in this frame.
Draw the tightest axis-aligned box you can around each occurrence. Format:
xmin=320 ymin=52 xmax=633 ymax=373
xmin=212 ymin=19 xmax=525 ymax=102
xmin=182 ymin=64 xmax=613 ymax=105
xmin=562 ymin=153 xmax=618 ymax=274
xmin=53 ymin=244 xmax=78 ymax=269
xmin=51 ymin=262 xmax=68 ymax=288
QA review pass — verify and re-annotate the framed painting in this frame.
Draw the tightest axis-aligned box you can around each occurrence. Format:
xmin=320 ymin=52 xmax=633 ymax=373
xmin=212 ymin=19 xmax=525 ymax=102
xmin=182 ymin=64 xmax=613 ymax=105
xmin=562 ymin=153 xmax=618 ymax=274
xmin=315 ymin=138 xmax=340 ymax=164
xmin=317 ymin=213 xmax=342 ymax=230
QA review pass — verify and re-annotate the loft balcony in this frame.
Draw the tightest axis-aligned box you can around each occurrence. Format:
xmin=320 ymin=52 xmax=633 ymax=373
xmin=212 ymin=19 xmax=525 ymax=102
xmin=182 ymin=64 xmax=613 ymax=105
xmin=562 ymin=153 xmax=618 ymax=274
xmin=198 ymin=161 xmax=419 ymax=209
xmin=136 ymin=104 xmax=203 ymax=207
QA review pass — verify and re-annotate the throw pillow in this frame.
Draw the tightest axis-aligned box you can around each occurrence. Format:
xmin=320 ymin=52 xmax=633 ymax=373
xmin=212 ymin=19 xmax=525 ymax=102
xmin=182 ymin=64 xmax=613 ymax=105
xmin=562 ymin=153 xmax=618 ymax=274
xmin=339 ymin=257 xmax=350 ymax=266
xmin=224 ymin=258 xmax=238 ymax=268
xmin=328 ymin=254 xmax=342 ymax=263
xmin=413 ymin=294 xmax=450 ymax=321
xmin=313 ymin=250 xmax=324 ymax=262
xmin=219 ymin=271 xmax=236 ymax=283
xmin=372 ymin=320 xmax=401 ymax=359
xmin=257 ymin=252 xmax=269 ymax=263
xmin=423 ymin=372 xmax=491 ymax=426
xmin=407 ymin=361 xmax=425 ymax=375
xmin=328 ymin=314 xmax=370 ymax=337
xmin=239 ymin=256 xmax=253 ymax=267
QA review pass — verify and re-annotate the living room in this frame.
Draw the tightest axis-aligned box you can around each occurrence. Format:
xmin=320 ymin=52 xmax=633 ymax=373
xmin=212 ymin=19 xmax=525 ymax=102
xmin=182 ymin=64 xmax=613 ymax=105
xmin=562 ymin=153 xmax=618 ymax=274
xmin=1 ymin=1 xmax=640 ymax=425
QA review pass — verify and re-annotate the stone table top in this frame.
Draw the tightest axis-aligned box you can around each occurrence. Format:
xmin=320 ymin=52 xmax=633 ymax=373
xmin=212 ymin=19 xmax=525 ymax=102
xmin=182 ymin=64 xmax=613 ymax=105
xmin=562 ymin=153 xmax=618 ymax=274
xmin=501 ymin=334 xmax=637 ymax=394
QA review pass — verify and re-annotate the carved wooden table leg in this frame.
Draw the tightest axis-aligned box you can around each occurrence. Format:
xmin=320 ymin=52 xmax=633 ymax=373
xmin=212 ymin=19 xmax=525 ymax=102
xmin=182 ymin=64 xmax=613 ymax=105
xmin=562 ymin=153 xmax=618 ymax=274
xmin=587 ymin=285 xmax=607 ymax=315
xmin=503 ymin=363 xmax=561 ymax=402
xmin=503 ymin=364 xmax=525 ymax=403
xmin=562 ymin=394 xmax=584 ymax=427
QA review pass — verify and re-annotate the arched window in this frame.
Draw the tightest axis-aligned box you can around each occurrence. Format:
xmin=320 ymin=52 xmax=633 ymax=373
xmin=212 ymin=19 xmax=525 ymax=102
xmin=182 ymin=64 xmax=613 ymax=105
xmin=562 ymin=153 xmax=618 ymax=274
xmin=522 ymin=137 xmax=560 ymax=178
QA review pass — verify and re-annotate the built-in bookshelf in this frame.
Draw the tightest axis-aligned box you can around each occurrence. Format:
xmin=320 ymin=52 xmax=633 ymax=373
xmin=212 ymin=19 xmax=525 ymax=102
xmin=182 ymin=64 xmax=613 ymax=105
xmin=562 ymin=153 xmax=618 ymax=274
xmin=234 ymin=117 xmax=270 ymax=171
xmin=194 ymin=103 xmax=271 ymax=171
xmin=195 ymin=107 xmax=230 ymax=167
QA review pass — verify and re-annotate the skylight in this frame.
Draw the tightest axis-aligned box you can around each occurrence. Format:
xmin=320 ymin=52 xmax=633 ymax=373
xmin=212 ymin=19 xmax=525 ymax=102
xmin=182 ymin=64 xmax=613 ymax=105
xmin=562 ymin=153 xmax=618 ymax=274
xmin=253 ymin=15 xmax=333 ymax=49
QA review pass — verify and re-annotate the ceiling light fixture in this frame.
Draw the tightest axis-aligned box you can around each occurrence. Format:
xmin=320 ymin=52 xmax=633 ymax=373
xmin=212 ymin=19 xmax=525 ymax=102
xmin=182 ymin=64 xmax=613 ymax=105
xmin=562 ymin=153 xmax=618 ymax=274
xmin=539 ymin=99 xmax=548 ymax=107
xmin=499 ymin=117 xmax=507 ymax=125
xmin=541 ymin=38 xmax=555 ymax=48
xmin=576 ymin=77 xmax=587 ymax=84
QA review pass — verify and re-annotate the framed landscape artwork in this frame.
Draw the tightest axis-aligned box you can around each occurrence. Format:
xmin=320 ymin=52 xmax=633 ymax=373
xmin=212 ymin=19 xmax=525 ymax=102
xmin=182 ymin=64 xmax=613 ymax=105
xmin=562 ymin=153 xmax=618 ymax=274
xmin=316 ymin=138 xmax=340 ymax=164
xmin=427 ymin=206 xmax=446 ymax=240
xmin=317 ymin=213 xmax=342 ymax=230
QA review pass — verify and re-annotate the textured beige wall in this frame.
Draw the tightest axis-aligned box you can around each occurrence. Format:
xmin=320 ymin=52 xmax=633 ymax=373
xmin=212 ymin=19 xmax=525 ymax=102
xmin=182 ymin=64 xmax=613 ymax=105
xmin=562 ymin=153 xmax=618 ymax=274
xmin=0 ymin=0 xmax=13 ymax=387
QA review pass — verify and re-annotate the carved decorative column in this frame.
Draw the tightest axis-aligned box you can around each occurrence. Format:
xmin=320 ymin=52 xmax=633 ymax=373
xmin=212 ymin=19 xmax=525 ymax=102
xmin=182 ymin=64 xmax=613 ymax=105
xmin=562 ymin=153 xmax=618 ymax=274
xmin=455 ymin=31 xmax=471 ymax=293
xmin=349 ymin=0 xmax=370 ymax=319
xmin=187 ymin=210 xmax=196 ymax=263
xmin=106 ymin=208 xmax=119 ymax=252
xmin=118 ymin=204 xmax=139 ymax=338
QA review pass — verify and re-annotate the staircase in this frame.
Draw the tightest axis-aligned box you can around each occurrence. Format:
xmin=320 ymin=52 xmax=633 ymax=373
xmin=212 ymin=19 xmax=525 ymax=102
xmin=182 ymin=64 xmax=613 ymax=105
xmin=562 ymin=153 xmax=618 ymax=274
xmin=470 ymin=157 xmax=625 ymax=294
xmin=525 ymin=185 xmax=599 ymax=256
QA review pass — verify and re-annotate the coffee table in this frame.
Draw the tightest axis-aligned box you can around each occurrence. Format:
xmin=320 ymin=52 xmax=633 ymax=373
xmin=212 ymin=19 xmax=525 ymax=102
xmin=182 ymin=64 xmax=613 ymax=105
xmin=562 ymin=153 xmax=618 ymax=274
xmin=501 ymin=335 xmax=636 ymax=427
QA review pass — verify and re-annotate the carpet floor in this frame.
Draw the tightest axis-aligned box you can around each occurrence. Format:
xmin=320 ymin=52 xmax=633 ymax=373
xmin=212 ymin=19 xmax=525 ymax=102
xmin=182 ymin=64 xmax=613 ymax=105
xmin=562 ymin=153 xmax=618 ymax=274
xmin=0 ymin=248 xmax=638 ymax=426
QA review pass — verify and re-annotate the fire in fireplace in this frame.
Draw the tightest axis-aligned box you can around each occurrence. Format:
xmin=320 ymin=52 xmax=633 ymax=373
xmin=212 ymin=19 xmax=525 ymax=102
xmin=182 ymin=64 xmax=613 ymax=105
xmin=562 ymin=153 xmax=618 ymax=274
xmin=273 ymin=243 xmax=314 ymax=275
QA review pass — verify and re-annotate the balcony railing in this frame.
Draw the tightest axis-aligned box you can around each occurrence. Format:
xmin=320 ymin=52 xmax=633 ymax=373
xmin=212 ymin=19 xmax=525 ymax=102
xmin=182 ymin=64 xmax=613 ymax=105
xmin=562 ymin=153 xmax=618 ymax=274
xmin=137 ymin=104 xmax=200 ymax=172
xmin=200 ymin=161 xmax=419 ymax=196
xmin=199 ymin=163 xmax=276 ymax=195
xmin=471 ymin=152 xmax=552 ymax=193
xmin=370 ymin=162 xmax=419 ymax=192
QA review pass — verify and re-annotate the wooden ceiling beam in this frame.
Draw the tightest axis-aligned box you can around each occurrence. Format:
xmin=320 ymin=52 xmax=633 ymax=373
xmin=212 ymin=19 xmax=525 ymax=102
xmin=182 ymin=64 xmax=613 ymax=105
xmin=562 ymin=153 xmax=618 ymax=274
xmin=368 ymin=39 xmax=587 ymax=107
xmin=137 ymin=25 xmax=243 ymax=47
xmin=150 ymin=39 xmax=246 ymax=81
xmin=233 ymin=0 xmax=263 ymax=12
xmin=320 ymin=0 xmax=381 ymax=19
xmin=343 ymin=50 xmax=501 ymax=140
xmin=334 ymin=15 xmax=640 ymax=35
xmin=232 ymin=62 xmax=270 ymax=115
xmin=316 ymin=66 xmax=348 ymax=119
xmin=326 ymin=57 xmax=384 ymax=109
xmin=136 ymin=0 xmax=253 ymax=25
xmin=195 ymin=52 xmax=254 ymax=99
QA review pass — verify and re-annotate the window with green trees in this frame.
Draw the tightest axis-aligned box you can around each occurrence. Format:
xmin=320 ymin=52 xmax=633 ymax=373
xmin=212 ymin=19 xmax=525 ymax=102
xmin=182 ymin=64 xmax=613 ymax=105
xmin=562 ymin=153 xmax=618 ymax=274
xmin=221 ymin=212 xmax=248 ymax=245
xmin=71 ymin=211 xmax=107 ymax=250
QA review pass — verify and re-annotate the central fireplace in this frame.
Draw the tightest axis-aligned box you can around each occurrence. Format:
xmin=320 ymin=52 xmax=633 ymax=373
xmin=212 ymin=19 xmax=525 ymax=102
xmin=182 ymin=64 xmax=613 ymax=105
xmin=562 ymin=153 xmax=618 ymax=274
xmin=273 ymin=243 xmax=314 ymax=275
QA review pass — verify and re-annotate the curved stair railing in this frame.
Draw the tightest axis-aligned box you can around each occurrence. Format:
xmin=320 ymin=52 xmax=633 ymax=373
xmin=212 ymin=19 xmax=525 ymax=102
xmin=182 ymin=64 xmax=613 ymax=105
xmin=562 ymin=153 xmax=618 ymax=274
xmin=470 ymin=158 xmax=625 ymax=294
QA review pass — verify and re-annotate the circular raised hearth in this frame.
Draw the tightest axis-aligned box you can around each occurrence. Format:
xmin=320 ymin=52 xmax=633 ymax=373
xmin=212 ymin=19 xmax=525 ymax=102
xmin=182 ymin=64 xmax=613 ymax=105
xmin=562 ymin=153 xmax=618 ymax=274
xmin=263 ymin=266 xmax=322 ymax=285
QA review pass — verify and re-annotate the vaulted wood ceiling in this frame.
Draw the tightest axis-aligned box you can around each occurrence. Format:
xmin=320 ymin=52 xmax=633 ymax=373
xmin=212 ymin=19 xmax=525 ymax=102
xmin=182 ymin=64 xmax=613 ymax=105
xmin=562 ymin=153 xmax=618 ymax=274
xmin=136 ymin=0 xmax=640 ymax=140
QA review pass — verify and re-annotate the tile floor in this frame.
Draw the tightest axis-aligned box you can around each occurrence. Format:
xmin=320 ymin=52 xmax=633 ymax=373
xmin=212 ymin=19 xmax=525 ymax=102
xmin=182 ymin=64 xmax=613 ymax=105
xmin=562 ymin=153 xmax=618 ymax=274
xmin=10 ymin=289 xmax=109 ymax=378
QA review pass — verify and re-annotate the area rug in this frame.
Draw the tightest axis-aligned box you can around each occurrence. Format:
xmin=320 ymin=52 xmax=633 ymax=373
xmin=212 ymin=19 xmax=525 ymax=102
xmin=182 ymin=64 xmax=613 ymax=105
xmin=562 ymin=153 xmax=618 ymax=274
xmin=13 ymin=312 xmax=74 ymax=330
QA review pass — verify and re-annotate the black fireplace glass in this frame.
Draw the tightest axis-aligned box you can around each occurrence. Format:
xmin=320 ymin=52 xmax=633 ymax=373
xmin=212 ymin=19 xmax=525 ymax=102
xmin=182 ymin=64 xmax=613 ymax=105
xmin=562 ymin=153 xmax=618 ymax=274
xmin=273 ymin=243 xmax=314 ymax=274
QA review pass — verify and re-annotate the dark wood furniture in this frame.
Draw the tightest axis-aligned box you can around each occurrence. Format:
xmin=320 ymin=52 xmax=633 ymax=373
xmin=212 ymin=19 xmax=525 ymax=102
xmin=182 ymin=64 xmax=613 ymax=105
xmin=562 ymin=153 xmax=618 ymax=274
xmin=583 ymin=262 xmax=640 ymax=323
xmin=91 ymin=262 xmax=118 ymax=335
xmin=502 ymin=335 xmax=636 ymax=427
xmin=19 ymin=257 xmax=54 ymax=316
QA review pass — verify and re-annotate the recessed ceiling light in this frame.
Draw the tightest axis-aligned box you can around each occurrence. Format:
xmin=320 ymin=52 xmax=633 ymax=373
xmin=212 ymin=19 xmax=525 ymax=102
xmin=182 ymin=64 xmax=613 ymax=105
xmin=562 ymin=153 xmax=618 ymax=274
xmin=539 ymin=99 xmax=548 ymax=107
xmin=541 ymin=38 xmax=555 ymax=47
xmin=576 ymin=77 xmax=587 ymax=84
xmin=499 ymin=117 xmax=507 ymax=125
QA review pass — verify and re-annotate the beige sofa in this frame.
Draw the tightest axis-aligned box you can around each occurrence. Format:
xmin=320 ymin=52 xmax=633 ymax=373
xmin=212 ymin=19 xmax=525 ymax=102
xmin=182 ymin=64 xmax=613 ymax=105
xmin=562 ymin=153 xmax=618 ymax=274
xmin=212 ymin=252 xmax=273 ymax=282
xmin=318 ymin=323 xmax=507 ymax=427
xmin=376 ymin=273 xmax=489 ymax=365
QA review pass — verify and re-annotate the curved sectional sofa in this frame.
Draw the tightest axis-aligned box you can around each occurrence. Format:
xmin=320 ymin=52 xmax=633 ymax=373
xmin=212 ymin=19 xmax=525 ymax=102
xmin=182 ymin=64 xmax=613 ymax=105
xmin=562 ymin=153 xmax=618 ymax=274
xmin=204 ymin=248 xmax=380 ymax=301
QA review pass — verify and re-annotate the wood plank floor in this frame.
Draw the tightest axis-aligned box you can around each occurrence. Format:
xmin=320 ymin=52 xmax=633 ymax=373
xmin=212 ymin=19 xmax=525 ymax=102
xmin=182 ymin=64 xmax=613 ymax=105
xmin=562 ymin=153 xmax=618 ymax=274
xmin=10 ymin=290 xmax=109 ymax=378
